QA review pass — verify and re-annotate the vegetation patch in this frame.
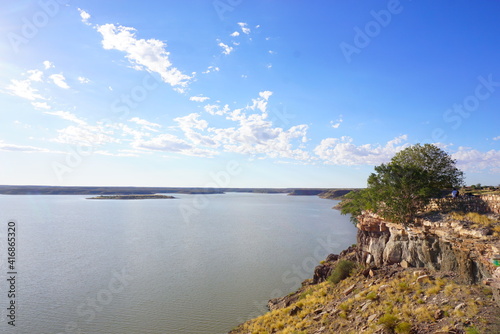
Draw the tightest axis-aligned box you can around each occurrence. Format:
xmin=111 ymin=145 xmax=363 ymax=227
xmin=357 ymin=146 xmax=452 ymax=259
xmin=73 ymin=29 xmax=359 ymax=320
xmin=327 ymin=260 xmax=356 ymax=284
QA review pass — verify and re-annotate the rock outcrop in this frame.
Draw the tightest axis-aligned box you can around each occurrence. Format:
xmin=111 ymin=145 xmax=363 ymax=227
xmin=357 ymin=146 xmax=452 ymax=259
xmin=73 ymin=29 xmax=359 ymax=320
xmin=356 ymin=211 xmax=500 ymax=288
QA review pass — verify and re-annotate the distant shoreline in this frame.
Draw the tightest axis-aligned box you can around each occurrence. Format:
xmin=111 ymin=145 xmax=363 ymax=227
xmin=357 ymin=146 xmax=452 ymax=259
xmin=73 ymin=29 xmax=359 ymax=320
xmin=0 ymin=185 xmax=358 ymax=198
xmin=87 ymin=194 xmax=176 ymax=200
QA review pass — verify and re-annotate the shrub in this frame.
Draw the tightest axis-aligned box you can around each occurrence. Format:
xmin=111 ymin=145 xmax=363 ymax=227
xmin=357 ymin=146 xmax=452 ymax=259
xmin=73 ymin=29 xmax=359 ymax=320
xmin=298 ymin=288 xmax=312 ymax=300
xmin=366 ymin=291 xmax=379 ymax=300
xmin=378 ymin=313 xmax=400 ymax=332
xmin=395 ymin=321 xmax=412 ymax=334
xmin=465 ymin=326 xmax=480 ymax=334
xmin=327 ymin=260 xmax=355 ymax=284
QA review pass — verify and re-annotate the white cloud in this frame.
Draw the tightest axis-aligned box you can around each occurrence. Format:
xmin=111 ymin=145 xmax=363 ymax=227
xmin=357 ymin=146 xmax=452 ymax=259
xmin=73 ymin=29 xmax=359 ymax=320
xmin=43 ymin=61 xmax=54 ymax=69
xmin=44 ymin=110 xmax=86 ymax=125
xmin=119 ymin=92 xmax=309 ymax=160
xmin=115 ymin=123 xmax=151 ymax=140
xmin=27 ymin=69 xmax=43 ymax=82
xmin=493 ymin=136 xmax=500 ymax=141
xmin=49 ymin=74 xmax=70 ymax=89
xmin=13 ymin=120 xmax=31 ymax=129
xmin=204 ymin=93 xmax=310 ymax=160
xmin=78 ymin=76 xmax=90 ymax=84
xmin=128 ymin=117 xmax=161 ymax=131
xmin=95 ymin=150 xmax=138 ymax=157
xmin=230 ymin=31 xmax=240 ymax=37
xmin=202 ymin=66 xmax=220 ymax=74
xmin=174 ymin=113 xmax=218 ymax=148
xmin=218 ymin=41 xmax=234 ymax=55
xmin=238 ymin=22 xmax=251 ymax=34
xmin=0 ymin=141 xmax=61 ymax=153
xmin=6 ymin=79 xmax=45 ymax=101
xmin=314 ymin=135 xmax=409 ymax=165
xmin=246 ymin=91 xmax=272 ymax=113
xmin=330 ymin=115 xmax=343 ymax=129
xmin=175 ymin=113 xmax=208 ymax=131
xmin=190 ymin=95 xmax=210 ymax=102
xmin=268 ymin=50 xmax=277 ymax=55
xmin=52 ymin=124 xmax=118 ymax=146
xmin=96 ymin=23 xmax=192 ymax=88
xmin=78 ymin=8 xmax=91 ymax=25
xmin=132 ymin=133 xmax=192 ymax=152
xmin=32 ymin=102 xmax=51 ymax=110
xmin=259 ymin=91 xmax=273 ymax=100
xmin=452 ymin=147 xmax=500 ymax=173
xmin=204 ymin=104 xmax=230 ymax=116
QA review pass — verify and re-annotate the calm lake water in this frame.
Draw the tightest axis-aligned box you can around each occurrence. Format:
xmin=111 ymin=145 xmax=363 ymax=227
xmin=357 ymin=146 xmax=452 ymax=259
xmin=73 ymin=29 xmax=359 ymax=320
xmin=0 ymin=193 xmax=356 ymax=334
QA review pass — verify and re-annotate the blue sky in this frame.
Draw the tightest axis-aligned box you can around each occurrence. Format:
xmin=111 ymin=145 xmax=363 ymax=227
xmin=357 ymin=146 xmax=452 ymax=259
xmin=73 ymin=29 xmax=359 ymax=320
xmin=0 ymin=0 xmax=499 ymax=188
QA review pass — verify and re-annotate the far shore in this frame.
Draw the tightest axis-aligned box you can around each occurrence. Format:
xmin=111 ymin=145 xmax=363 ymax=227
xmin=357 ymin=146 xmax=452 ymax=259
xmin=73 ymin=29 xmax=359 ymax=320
xmin=87 ymin=194 xmax=176 ymax=200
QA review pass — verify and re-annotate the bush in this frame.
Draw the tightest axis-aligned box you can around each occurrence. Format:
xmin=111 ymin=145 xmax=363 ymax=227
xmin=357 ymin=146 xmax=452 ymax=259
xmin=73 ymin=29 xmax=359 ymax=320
xmin=465 ymin=326 xmax=480 ymax=334
xmin=395 ymin=321 xmax=412 ymax=334
xmin=378 ymin=313 xmax=400 ymax=333
xmin=366 ymin=291 xmax=378 ymax=300
xmin=327 ymin=260 xmax=355 ymax=284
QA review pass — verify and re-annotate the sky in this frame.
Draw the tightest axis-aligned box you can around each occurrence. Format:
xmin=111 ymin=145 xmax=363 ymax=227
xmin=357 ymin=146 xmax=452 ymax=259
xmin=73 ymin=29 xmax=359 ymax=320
xmin=0 ymin=0 xmax=499 ymax=188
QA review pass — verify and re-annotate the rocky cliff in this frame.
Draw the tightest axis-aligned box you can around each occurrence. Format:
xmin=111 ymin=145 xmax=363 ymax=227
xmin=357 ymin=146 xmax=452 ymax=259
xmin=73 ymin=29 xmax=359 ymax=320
xmin=356 ymin=212 xmax=499 ymax=285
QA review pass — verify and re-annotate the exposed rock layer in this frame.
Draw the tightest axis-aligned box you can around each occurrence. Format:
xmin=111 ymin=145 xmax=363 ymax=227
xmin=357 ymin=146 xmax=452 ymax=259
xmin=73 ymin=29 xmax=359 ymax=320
xmin=356 ymin=211 xmax=500 ymax=291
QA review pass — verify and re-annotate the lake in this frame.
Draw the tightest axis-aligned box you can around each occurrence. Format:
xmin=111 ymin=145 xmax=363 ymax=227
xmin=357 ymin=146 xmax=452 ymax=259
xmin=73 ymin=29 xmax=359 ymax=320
xmin=0 ymin=193 xmax=357 ymax=334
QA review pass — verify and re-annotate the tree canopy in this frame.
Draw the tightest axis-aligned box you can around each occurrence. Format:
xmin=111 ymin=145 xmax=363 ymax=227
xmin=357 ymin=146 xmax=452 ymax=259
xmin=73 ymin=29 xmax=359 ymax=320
xmin=390 ymin=143 xmax=464 ymax=189
xmin=341 ymin=144 xmax=464 ymax=226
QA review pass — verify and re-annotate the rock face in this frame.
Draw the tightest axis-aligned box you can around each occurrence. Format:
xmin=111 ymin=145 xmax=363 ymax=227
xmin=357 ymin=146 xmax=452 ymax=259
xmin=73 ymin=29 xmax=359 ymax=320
xmin=356 ymin=212 xmax=498 ymax=285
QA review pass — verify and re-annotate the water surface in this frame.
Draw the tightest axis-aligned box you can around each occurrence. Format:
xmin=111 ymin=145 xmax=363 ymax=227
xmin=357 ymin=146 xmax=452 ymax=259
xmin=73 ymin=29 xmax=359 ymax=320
xmin=0 ymin=193 xmax=357 ymax=334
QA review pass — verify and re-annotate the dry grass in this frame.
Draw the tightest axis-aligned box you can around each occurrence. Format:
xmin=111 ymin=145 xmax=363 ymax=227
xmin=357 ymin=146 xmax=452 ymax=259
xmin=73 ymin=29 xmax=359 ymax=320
xmin=450 ymin=212 xmax=497 ymax=226
xmin=230 ymin=270 xmax=497 ymax=334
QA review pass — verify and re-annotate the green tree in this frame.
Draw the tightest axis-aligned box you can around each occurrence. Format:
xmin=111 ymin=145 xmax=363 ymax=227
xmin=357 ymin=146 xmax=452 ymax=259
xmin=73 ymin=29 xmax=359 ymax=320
xmin=390 ymin=143 xmax=464 ymax=189
xmin=341 ymin=144 xmax=464 ymax=226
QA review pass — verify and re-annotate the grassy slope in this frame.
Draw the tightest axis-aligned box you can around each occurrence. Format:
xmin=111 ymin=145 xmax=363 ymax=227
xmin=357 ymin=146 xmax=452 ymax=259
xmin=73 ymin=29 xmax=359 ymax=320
xmin=230 ymin=264 xmax=499 ymax=334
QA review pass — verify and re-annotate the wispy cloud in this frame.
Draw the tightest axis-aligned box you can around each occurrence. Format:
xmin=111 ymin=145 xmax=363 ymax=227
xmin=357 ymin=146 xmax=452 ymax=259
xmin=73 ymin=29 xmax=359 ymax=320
xmin=78 ymin=8 xmax=91 ymax=25
xmin=230 ymin=31 xmax=240 ymax=37
xmin=52 ymin=124 xmax=118 ymax=146
xmin=204 ymin=104 xmax=230 ymax=116
xmin=32 ymin=102 xmax=51 ymax=110
xmin=453 ymin=147 xmax=500 ymax=173
xmin=314 ymin=135 xmax=409 ymax=165
xmin=96 ymin=23 xmax=192 ymax=88
xmin=6 ymin=79 xmax=45 ymax=101
xmin=238 ymin=22 xmax=251 ymax=35
xmin=77 ymin=76 xmax=90 ymax=84
xmin=0 ymin=140 xmax=61 ymax=154
xmin=128 ymin=117 xmax=161 ymax=131
xmin=190 ymin=95 xmax=210 ymax=102
xmin=49 ymin=74 xmax=70 ymax=89
xmin=202 ymin=66 xmax=219 ymax=74
xmin=44 ymin=110 xmax=86 ymax=125
xmin=218 ymin=41 xmax=234 ymax=55
xmin=330 ymin=115 xmax=343 ymax=129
